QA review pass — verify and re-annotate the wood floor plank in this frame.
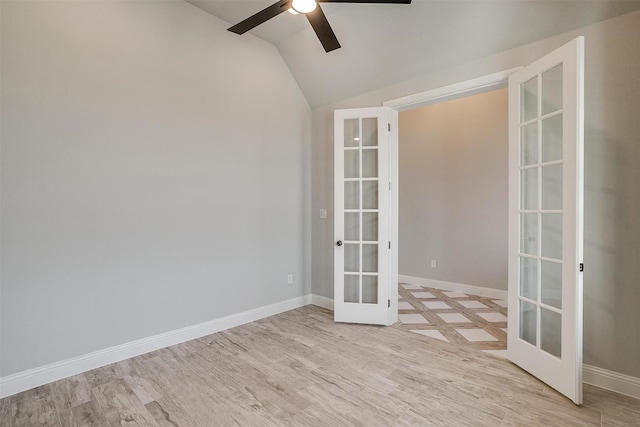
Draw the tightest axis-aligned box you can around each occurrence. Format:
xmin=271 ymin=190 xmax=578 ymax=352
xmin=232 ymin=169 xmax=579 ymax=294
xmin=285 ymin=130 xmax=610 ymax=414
xmin=10 ymin=395 xmax=60 ymax=427
xmin=144 ymin=396 xmax=200 ymax=427
xmin=90 ymin=379 xmax=159 ymax=426
xmin=49 ymin=374 xmax=92 ymax=412
xmin=0 ymin=396 xmax=11 ymax=427
xmin=57 ymin=400 xmax=108 ymax=427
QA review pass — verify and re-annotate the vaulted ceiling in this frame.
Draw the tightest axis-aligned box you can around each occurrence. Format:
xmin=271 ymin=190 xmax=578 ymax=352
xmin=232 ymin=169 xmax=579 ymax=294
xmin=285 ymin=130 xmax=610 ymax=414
xmin=186 ymin=1 xmax=640 ymax=108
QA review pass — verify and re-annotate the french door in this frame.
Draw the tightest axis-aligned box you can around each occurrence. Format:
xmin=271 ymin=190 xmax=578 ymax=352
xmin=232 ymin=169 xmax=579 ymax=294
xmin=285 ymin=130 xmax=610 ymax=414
xmin=334 ymin=107 xmax=398 ymax=325
xmin=507 ymin=37 xmax=584 ymax=404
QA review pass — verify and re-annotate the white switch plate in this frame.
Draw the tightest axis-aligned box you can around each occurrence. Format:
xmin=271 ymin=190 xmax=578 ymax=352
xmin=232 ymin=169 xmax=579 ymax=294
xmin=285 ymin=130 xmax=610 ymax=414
xmin=287 ymin=274 xmax=293 ymax=284
xmin=431 ymin=260 xmax=437 ymax=268
xmin=319 ymin=209 xmax=327 ymax=219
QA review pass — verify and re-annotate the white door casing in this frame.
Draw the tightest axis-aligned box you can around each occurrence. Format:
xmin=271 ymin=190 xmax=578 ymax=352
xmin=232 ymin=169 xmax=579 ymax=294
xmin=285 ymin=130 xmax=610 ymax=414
xmin=334 ymin=107 xmax=398 ymax=326
xmin=507 ymin=37 xmax=585 ymax=404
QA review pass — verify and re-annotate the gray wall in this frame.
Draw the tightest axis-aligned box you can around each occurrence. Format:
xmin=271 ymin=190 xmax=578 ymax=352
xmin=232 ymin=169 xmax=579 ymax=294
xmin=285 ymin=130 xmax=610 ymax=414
xmin=1 ymin=1 xmax=311 ymax=377
xmin=311 ymin=11 xmax=640 ymax=378
xmin=398 ymin=89 xmax=508 ymax=291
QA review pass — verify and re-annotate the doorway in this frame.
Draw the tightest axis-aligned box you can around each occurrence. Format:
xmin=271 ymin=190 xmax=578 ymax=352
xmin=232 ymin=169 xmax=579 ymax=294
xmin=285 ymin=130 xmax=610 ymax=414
xmin=394 ymin=88 xmax=510 ymax=356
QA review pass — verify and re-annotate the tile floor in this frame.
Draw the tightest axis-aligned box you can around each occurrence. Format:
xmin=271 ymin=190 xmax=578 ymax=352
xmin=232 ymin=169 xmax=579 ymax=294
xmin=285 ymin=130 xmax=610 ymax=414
xmin=394 ymin=283 xmax=508 ymax=358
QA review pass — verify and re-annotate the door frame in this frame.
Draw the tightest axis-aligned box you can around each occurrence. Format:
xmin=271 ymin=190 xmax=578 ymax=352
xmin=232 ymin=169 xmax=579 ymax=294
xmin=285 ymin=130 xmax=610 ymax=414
xmin=381 ymin=68 xmax=521 ymax=293
xmin=381 ymin=67 xmax=521 ymax=322
xmin=383 ymin=67 xmax=522 ymax=112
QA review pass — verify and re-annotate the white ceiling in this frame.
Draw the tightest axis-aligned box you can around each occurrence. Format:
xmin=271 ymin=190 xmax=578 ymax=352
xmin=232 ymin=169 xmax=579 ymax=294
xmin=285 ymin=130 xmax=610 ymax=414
xmin=186 ymin=0 xmax=640 ymax=108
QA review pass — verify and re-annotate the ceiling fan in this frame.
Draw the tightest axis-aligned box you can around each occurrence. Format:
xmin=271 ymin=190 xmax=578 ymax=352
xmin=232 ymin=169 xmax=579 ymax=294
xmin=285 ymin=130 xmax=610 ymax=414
xmin=228 ymin=0 xmax=412 ymax=53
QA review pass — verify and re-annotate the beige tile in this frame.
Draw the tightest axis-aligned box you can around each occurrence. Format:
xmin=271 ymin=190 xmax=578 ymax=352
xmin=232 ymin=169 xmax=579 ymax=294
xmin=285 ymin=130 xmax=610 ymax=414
xmin=410 ymin=329 xmax=449 ymax=342
xmin=399 ymin=313 xmax=429 ymax=324
xmin=456 ymin=300 xmax=489 ymax=309
xmin=456 ymin=328 xmax=499 ymax=342
xmin=437 ymin=312 xmax=472 ymax=323
xmin=476 ymin=312 xmax=508 ymax=322
xmin=410 ymin=291 xmax=435 ymax=298
xmin=397 ymin=301 xmax=414 ymax=310
xmin=422 ymin=300 xmax=451 ymax=309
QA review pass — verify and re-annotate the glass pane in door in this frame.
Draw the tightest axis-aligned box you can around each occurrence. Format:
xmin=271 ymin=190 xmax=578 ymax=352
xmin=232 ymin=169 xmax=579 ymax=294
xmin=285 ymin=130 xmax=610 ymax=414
xmin=344 ymin=244 xmax=359 ymax=272
xmin=541 ymin=260 xmax=562 ymax=309
xmin=542 ymin=114 xmax=563 ymax=162
xmin=521 ymin=77 xmax=538 ymax=122
xmin=344 ymin=119 xmax=360 ymax=147
xmin=362 ymin=244 xmax=378 ymax=272
xmin=541 ymin=308 xmax=562 ymax=357
xmin=542 ymin=64 xmax=563 ymax=115
xmin=344 ymin=181 xmax=359 ymax=210
xmin=521 ymin=168 xmax=538 ymax=210
xmin=542 ymin=164 xmax=563 ymax=210
xmin=362 ymin=118 xmax=378 ymax=147
xmin=520 ymin=257 xmax=538 ymax=300
xmin=344 ymin=150 xmax=359 ymax=178
xmin=362 ymin=149 xmax=378 ymax=178
xmin=520 ymin=300 xmax=537 ymax=346
xmin=362 ymin=276 xmax=378 ymax=304
xmin=344 ymin=275 xmax=359 ymax=303
xmin=362 ymin=212 xmax=378 ymax=241
xmin=362 ymin=181 xmax=378 ymax=209
xmin=521 ymin=123 xmax=538 ymax=166
xmin=542 ymin=213 xmax=563 ymax=259
xmin=520 ymin=213 xmax=539 ymax=255
xmin=344 ymin=213 xmax=359 ymax=241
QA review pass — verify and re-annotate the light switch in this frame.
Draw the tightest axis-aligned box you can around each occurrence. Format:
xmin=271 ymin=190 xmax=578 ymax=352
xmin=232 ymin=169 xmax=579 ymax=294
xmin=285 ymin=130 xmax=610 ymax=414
xmin=320 ymin=209 xmax=327 ymax=219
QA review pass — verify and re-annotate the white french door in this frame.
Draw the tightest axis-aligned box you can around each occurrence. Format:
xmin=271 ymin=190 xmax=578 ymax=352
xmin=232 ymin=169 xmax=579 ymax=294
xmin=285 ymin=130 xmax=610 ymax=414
xmin=334 ymin=107 xmax=398 ymax=326
xmin=507 ymin=37 xmax=584 ymax=404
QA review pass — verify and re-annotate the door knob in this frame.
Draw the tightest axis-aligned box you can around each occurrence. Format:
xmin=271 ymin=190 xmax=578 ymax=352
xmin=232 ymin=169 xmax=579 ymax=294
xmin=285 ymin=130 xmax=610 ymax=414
xmin=336 ymin=240 xmax=343 ymax=246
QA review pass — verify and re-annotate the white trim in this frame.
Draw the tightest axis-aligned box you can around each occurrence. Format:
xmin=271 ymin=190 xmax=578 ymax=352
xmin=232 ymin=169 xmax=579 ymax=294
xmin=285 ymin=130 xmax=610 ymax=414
xmin=583 ymin=365 xmax=640 ymax=400
xmin=0 ymin=295 xmax=312 ymax=398
xmin=310 ymin=294 xmax=334 ymax=311
xmin=383 ymin=67 xmax=522 ymax=112
xmin=387 ymin=108 xmax=399 ymax=326
xmin=398 ymin=274 xmax=508 ymax=300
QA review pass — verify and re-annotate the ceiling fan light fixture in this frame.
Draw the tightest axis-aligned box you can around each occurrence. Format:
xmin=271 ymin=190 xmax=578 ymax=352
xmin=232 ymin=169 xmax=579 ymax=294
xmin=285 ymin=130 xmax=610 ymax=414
xmin=291 ymin=0 xmax=317 ymax=14
xmin=288 ymin=7 xmax=299 ymax=15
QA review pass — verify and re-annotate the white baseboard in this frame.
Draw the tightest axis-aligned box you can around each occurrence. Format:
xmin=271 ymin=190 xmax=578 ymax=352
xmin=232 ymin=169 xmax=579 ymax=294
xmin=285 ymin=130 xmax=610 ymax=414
xmin=399 ymin=274 xmax=508 ymax=300
xmin=310 ymin=294 xmax=334 ymax=311
xmin=0 ymin=294 xmax=312 ymax=399
xmin=583 ymin=364 xmax=640 ymax=400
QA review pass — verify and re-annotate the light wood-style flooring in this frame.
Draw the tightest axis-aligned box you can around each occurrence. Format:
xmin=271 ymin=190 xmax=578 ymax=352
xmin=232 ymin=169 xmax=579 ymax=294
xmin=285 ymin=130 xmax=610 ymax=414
xmin=1 ymin=305 xmax=639 ymax=426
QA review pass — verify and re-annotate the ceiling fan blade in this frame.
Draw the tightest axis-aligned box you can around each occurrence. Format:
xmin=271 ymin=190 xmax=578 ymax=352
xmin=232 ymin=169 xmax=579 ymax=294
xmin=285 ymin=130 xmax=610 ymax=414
xmin=319 ymin=0 xmax=411 ymax=3
xmin=306 ymin=6 xmax=341 ymax=52
xmin=228 ymin=0 xmax=292 ymax=35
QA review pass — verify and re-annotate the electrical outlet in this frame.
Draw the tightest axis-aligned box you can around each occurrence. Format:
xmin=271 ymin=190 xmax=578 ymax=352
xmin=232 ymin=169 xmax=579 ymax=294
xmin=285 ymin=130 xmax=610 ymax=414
xmin=431 ymin=260 xmax=437 ymax=268
xmin=287 ymin=274 xmax=293 ymax=284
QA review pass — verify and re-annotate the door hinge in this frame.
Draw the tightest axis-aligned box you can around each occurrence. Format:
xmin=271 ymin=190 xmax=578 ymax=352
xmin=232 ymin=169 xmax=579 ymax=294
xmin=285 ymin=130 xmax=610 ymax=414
xmin=579 ymin=263 xmax=584 ymax=272
xmin=388 ymin=299 xmax=391 ymax=308
xmin=388 ymin=241 xmax=391 ymax=249
xmin=389 ymin=181 xmax=391 ymax=191
xmin=388 ymin=123 xmax=391 ymax=132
